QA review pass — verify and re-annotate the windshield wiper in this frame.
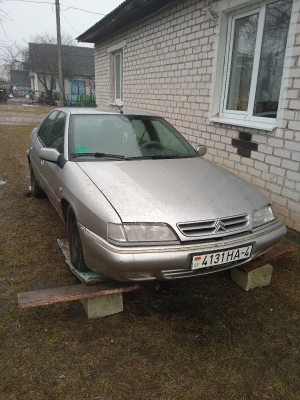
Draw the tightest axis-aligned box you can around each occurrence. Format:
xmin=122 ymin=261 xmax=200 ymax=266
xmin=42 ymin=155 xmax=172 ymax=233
xmin=71 ymin=153 xmax=193 ymax=161
xmin=71 ymin=152 xmax=125 ymax=160
xmin=124 ymin=155 xmax=190 ymax=160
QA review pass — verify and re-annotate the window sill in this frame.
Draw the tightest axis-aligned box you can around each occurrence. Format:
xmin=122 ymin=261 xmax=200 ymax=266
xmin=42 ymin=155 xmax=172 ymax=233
xmin=209 ymin=116 xmax=276 ymax=132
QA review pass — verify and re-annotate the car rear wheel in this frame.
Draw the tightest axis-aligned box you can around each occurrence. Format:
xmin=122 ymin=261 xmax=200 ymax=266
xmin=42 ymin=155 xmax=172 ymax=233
xmin=30 ymin=165 xmax=45 ymax=198
xmin=67 ymin=207 xmax=89 ymax=272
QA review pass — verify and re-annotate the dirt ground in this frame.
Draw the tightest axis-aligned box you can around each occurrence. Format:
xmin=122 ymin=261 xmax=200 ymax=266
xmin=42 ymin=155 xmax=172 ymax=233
xmin=0 ymin=103 xmax=300 ymax=400
xmin=0 ymin=103 xmax=56 ymax=125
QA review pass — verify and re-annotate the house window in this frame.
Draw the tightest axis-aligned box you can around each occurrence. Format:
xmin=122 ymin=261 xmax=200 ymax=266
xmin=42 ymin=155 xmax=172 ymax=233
xmin=107 ymin=41 xmax=126 ymax=106
xmin=77 ymin=80 xmax=86 ymax=95
xmin=220 ymin=0 xmax=292 ymax=128
xmin=110 ymin=50 xmax=123 ymax=104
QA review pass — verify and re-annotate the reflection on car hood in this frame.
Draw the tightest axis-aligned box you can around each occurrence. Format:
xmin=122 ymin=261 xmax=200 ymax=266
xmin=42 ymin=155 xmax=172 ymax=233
xmin=77 ymin=158 xmax=269 ymax=224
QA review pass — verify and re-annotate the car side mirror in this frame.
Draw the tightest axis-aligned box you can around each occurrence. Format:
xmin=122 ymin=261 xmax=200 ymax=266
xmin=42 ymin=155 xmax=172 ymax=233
xmin=195 ymin=145 xmax=207 ymax=157
xmin=38 ymin=148 xmax=66 ymax=168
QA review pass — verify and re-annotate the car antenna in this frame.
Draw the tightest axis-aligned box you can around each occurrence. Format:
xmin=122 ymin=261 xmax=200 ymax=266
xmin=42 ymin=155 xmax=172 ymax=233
xmin=112 ymin=99 xmax=123 ymax=114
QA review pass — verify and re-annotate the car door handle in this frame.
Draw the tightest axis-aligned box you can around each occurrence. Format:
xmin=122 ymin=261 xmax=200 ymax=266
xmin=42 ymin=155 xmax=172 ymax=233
xmin=41 ymin=160 xmax=44 ymax=166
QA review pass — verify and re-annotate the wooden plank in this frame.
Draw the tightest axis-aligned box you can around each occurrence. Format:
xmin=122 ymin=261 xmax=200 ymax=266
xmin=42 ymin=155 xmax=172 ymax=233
xmin=237 ymin=242 xmax=297 ymax=273
xmin=18 ymin=281 xmax=141 ymax=309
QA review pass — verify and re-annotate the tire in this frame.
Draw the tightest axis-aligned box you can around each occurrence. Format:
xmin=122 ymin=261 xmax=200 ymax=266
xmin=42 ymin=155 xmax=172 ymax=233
xmin=67 ymin=207 xmax=89 ymax=272
xmin=30 ymin=165 xmax=45 ymax=198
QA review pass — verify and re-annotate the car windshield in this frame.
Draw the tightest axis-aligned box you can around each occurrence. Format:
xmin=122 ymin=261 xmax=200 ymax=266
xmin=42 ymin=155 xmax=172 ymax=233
xmin=70 ymin=114 xmax=197 ymax=160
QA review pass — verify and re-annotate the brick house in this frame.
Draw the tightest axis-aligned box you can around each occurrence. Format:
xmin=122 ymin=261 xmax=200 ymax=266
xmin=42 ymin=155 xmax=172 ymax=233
xmin=78 ymin=0 xmax=300 ymax=232
xmin=29 ymin=43 xmax=95 ymax=98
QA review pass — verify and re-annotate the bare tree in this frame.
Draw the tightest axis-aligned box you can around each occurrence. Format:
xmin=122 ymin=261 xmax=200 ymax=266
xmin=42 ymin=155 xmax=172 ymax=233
xmin=0 ymin=0 xmax=10 ymax=44
xmin=0 ymin=41 xmax=27 ymax=69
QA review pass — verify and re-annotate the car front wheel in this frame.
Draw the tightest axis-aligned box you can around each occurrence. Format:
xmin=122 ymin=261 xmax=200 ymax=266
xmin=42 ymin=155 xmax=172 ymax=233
xmin=30 ymin=165 xmax=45 ymax=198
xmin=67 ymin=207 xmax=89 ymax=272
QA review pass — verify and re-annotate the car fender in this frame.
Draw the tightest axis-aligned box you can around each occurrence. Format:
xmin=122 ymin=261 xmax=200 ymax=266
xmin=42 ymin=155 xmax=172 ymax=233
xmin=57 ymin=162 xmax=122 ymax=241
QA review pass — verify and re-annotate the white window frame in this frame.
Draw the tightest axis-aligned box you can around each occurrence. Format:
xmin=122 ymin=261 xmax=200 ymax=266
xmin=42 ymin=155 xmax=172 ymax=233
xmin=210 ymin=0 xmax=292 ymax=131
xmin=113 ymin=51 xmax=123 ymax=102
xmin=107 ymin=41 xmax=126 ymax=106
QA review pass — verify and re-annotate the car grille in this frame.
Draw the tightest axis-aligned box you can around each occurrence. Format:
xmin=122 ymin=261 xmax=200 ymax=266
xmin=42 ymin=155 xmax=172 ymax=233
xmin=177 ymin=214 xmax=249 ymax=237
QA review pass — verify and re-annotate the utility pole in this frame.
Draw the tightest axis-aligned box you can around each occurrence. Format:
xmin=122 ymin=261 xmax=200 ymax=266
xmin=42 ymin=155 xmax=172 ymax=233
xmin=55 ymin=0 xmax=65 ymax=107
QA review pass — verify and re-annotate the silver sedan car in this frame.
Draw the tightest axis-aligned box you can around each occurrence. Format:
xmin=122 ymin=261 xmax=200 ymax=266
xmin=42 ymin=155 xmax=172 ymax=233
xmin=27 ymin=108 xmax=286 ymax=282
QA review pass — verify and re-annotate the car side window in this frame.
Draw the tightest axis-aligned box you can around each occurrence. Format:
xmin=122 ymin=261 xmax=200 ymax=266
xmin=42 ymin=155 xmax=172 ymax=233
xmin=47 ymin=112 xmax=67 ymax=153
xmin=38 ymin=111 xmax=59 ymax=146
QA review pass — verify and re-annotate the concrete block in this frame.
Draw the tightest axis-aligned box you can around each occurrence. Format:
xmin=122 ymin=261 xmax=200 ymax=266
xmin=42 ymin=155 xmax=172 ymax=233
xmin=231 ymin=264 xmax=273 ymax=291
xmin=81 ymin=293 xmax=123 ymax=319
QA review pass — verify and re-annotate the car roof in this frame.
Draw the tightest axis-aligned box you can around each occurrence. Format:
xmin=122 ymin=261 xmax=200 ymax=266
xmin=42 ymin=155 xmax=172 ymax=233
xmin=58 ymin=107 xmax=158 ymax=117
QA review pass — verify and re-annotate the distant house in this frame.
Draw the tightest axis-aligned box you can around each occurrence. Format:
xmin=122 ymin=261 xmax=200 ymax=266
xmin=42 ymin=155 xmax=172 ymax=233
xmin=0 ymin=64 xmax=10 ymax=88
xmin=10 ymin=69 xmax=31 ymax=96
xmin=78 ymin=0 xmax=300 ymax=233
xmin=28 ymin=43 xmax=95 ymax=97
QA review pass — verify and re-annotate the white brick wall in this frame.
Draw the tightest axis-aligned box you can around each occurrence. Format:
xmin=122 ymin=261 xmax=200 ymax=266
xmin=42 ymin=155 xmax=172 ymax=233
xmin=94 ymin=0 xmax=300 ymax=232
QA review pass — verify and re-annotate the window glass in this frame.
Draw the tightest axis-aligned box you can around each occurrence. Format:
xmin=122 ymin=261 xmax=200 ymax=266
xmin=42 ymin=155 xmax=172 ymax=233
xmin=152 ymin=120 xmax=193 ymax=154
xmin=77 ymin=80 xmax=86 ymax=95
xmin=131 ymin=120 xmax=151 ymax=143
xmin=70 ymin=115 xmax=196 ymax=160
xmin=47 ymin=112 xmax=67 ymax=152
xmin=227 ymin=13 xmax=259 ymax=111
xmin=253 ymin=0 xmax=293 ymax=118
xmin=110 ymin=50 xmax=123 ymax=102
xmin=38 ymin=111 xmax=59 ymax=145
xmin=223 ymin=0 xmax=292 ymax=121
xmin=114 ymin=53 xmax=122 ymax=100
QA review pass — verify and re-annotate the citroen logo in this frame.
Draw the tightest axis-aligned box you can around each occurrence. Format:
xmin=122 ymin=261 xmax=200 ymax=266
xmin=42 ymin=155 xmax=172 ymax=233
xmin=214 ymin=220 xmax=227 ymax=233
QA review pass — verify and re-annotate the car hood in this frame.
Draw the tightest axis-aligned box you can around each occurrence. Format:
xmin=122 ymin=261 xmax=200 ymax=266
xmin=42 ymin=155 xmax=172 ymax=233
xmin=77 ymin=158 xmax=269 ymax=224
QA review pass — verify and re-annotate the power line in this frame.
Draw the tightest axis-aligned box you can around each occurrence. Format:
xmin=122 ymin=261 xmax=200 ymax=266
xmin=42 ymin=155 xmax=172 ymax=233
xmin=60 ymin=11 xmax=94 ymax=47
xmin=2 ymin=0 xmax=106 ymax=16
xmin=60 ymin=10 xmax=80 ymax=35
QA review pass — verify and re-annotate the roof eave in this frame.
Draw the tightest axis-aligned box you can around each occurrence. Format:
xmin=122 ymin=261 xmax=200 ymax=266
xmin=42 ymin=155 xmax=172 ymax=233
xmin=77 ymin=0 xmax=173 ymax=43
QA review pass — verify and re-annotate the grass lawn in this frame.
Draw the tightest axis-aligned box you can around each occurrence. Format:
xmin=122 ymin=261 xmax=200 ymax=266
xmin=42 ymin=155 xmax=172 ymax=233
xmin=0 ymin=105 xmax=299 ymax=400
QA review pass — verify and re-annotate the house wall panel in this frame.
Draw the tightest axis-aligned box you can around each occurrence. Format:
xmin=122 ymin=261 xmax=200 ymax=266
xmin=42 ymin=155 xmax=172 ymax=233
xmin=94 ymin=0 xmax=300 ymax=231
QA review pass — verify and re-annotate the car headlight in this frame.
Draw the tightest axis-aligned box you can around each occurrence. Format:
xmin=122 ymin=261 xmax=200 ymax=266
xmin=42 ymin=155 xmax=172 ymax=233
xmin=108 ymin=223 xmax=178 ymax=243
xmin=252 ymin=205 xmax=276 ymax=228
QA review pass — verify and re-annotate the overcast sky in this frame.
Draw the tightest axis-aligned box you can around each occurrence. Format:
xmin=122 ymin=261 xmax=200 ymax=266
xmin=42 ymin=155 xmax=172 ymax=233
xmin=0 ymin=0 xmax=125 ymax=47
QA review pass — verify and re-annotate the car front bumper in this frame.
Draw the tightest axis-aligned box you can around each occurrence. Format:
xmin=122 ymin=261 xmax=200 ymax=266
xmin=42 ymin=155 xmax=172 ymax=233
xmin=79 ymin=220 xmax=287 ymax=282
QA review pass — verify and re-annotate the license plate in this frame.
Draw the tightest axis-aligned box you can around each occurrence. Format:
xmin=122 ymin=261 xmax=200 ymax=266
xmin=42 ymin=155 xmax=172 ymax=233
xmin=192 ymin=245 xmax=252 ymax=270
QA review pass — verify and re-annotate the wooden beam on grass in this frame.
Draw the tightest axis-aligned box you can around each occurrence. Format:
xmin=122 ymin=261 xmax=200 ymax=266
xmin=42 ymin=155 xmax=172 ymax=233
xmin=18 ymin=281 xmax=141 ymax=309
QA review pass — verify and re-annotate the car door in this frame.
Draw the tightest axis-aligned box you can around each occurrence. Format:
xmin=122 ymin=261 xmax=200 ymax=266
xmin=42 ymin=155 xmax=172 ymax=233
xmin=29 ymin=110 xmax=60 ymax=190
xmin=40 ymin=111 xmax=68 ymax=214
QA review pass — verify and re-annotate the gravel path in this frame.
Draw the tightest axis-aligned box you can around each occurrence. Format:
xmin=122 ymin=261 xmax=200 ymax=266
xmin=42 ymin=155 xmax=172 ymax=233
xmin=0 ymin=104 xmax=52 ymax=125
xmin=0 ymin=115 xmax=44 ymax=125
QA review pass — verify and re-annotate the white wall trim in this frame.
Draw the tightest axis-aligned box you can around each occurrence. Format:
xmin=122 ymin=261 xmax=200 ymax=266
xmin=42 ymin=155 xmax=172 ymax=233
xmin=107 ymin=40 xmax=127 ymax=54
